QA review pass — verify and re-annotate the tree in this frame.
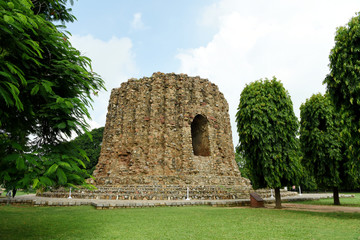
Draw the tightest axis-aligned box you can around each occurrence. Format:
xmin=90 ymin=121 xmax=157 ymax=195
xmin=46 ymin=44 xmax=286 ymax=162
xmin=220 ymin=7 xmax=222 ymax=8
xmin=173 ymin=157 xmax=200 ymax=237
xmin=31 ymin=0 xmax=76 ymax=23
xmin=323 ymin=12 xmax=360 ymax=189
xmin=300 ymin=93 xmax=344 ymax=205
xmin=68 ymin=127 xmax=104 ymax=175
xmin=0 ymin=0 xmax=105 ymax=192
xmin=236 ymin=77 xmax=302 ymax=208
xmin=234 ymin=148 xmax=250 ymax=179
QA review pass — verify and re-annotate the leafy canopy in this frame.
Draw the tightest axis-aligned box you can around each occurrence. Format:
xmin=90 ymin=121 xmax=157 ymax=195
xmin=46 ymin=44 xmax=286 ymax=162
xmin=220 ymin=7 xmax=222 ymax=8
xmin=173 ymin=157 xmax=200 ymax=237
xmin=323 ymin=12 xmax=360 ymax=187
xmin=300 ymin=94 xmax=342 ymax=188
xmin=0 ymin=0 xmax=105 ymax=191
xmin=236 ymin=77 xmax=302 ymax=190
xmin=324 ymin=12 xmax=360 ymax=116
xmin=67 ymin=127 xmax=104 ymax=175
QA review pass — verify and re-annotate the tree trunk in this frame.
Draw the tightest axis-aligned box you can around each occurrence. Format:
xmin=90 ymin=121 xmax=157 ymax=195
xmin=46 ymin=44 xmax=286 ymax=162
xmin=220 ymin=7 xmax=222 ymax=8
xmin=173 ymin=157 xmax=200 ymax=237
xmin=275 ymin=187 xmax=282 ymax=209
xmin=333 ymin=186 xmax=340 ymax=205
xmin=12 ymin=188 xmax=17 ymax=198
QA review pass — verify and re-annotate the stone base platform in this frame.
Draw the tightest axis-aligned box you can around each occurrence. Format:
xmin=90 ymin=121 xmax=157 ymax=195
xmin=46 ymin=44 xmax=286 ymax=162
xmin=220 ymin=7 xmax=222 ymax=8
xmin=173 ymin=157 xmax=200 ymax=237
xmin=91 ymin=175 xmax=251 ymax=187
xmin=37 ymin=185 xmax=297 ymax=201
xmin=1 ymin=196 xmax=251 ymax=209
xmin=256 ymin=188 xmax=298 ymax=198
xmin=1 ymin=193 xmax=340 ymax=210
xmin=37 ymin=185 xmax=252 ymax=200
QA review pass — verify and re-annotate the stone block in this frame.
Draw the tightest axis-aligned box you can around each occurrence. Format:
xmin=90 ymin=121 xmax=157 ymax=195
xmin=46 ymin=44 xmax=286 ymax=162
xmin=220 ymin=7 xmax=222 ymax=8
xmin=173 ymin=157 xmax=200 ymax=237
xmin=250 ymin=192 xmax=264 ymax=208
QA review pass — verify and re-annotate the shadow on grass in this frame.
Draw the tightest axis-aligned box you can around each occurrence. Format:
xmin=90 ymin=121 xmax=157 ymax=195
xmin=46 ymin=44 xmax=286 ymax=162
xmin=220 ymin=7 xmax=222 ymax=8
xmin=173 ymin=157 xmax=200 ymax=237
xmin=282 ymin=208 xmax=360 ymax=220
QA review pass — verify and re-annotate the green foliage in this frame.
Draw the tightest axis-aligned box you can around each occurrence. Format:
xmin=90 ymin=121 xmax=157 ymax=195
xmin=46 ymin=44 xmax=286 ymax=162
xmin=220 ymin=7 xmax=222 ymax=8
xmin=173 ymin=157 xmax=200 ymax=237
xmin=0 ymin=0 xmax=105 ymax=191
xmin=324 ymin=12 xmax=360 ymax=115
xmin=323 ymin=12 xmax=360 ymax=188
xmin=300 ymin=94 xmax=344 ymax=190
xmin=31 ymin=0 xmax=76 ymax=23
xmin=68 ymin=127 xmax=104 ymax=175
xmin=235 ymin=148 xmax=250 ymax=179
xmin=236 ymin=77 xmax=302 ymax=190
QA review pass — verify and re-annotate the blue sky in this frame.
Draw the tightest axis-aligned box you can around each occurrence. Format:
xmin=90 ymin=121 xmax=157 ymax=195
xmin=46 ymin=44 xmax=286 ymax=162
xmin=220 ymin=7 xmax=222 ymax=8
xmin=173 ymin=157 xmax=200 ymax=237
xmin=66 ymin=0 xmax=359 ymax=145
xmin=67 ymin=0 xmax=217 ymax=76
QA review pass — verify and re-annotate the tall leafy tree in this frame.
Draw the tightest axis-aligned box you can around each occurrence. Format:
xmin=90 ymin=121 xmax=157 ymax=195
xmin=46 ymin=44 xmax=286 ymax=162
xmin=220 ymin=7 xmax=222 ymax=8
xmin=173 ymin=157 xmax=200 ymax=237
xmin=236 ymin=77 xmax=302 ymax=208
xmin=0 ymin=0 xmax=105 ymax=192
xmin=323 ymin=12 xmax=360 ymax=188
xmin=300 ymin=93 xmax=344 ymax=205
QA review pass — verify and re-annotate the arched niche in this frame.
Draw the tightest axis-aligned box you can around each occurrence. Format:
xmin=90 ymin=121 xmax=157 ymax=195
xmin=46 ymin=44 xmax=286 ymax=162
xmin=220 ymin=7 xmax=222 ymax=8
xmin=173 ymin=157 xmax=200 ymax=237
xmin=191 ymin=114 xmax=210 ymax=156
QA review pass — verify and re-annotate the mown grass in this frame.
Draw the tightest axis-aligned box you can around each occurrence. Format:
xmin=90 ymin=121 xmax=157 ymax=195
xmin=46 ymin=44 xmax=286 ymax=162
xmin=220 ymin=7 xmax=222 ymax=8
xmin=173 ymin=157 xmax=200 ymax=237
xmin=0 ymin=205 xmax=359 ymax=240
xmin=293 ymin=193 xmax=360 ymax=207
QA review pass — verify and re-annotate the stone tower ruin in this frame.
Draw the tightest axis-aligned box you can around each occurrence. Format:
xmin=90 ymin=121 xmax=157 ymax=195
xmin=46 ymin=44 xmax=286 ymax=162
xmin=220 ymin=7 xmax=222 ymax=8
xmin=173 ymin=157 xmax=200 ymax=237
xmin=91 ymin=72 xmax=251 ymax=199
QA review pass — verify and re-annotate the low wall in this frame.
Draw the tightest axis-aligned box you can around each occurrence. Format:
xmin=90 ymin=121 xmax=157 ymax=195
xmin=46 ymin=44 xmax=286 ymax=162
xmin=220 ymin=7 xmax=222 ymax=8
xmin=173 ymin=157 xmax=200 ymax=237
xmin=37 ymin=185 xmax=297 ymax=201
xmin=38 ymin=185 xmax=253 ymax=200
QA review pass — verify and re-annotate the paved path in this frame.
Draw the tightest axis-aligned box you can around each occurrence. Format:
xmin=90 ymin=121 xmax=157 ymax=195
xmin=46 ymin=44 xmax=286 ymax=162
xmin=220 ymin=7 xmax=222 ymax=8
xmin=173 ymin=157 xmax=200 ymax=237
xmin=1 ymin=193 xmax=350 ymax=210
xmin=2 ymin=194 xmax=249 ymax=209
xmin=265 ymin=193 xmax=360 ymax=213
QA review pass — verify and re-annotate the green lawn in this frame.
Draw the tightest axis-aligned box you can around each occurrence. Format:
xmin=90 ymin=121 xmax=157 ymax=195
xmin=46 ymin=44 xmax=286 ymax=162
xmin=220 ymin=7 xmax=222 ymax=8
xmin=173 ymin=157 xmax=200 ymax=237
xmin=293 ymin=193 xmax=360 ymax=207
xmin=0 ymin=205 xmax=359 ymax=240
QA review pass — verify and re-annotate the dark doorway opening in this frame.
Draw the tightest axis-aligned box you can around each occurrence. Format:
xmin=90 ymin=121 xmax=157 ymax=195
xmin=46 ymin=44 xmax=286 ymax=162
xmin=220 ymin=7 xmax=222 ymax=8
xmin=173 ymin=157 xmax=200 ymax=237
xmin=191 ymin=115 xmax=210 ymax=156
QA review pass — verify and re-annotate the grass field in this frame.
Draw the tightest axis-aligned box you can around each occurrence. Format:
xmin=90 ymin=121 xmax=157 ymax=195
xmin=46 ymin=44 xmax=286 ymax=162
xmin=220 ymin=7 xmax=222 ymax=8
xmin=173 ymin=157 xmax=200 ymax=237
xmin=0 ymin=205 xmax=359 ymax=240
xmin=293 ymin=193 xmax=360 ymax=207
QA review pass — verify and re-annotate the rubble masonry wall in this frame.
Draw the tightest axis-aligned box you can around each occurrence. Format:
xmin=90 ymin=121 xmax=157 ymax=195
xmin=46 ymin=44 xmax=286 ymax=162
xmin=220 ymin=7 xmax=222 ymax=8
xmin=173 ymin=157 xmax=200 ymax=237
xmin=93 ymin=72 xmax=249 ymax=188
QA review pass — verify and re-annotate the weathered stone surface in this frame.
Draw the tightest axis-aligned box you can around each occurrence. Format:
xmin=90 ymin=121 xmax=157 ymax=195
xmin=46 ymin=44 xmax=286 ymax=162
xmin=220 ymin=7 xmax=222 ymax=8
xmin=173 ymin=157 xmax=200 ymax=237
xmin=37 ymin=72 xmax=253 ymax=200
xmin=40 ymin=185 xmax=251 ymax=200
xmin=92 ymin=72 xmax=250 ymax=191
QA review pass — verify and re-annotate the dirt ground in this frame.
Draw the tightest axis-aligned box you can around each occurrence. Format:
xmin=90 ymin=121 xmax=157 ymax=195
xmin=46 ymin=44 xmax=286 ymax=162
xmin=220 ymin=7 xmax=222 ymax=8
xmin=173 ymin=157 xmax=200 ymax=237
xmin=265 ymin=203 xmax=360 ymax=213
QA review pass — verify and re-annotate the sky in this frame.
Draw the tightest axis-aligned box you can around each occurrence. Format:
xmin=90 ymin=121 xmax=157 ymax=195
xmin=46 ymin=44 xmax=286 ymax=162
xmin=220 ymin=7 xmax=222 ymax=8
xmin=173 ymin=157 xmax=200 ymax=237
xmin=66 ymin=0 xmax=359 ymax=146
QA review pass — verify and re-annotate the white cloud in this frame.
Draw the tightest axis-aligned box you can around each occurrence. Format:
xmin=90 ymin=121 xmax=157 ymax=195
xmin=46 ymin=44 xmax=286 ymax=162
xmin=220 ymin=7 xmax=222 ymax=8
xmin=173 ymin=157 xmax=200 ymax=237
xmin=131 ymin=12 xmax=144 ymax=30
xmin=69 ymin=34 xmax=138 ymax=129
xmin=177 ymin=0 xmax=360 ymax=146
